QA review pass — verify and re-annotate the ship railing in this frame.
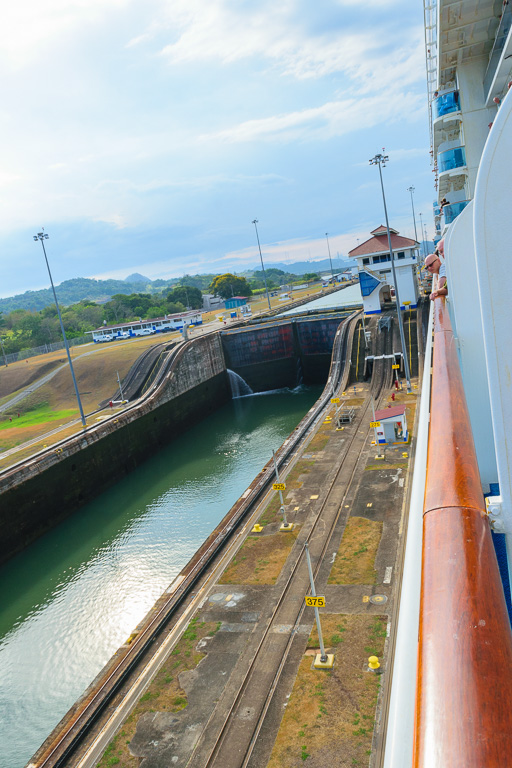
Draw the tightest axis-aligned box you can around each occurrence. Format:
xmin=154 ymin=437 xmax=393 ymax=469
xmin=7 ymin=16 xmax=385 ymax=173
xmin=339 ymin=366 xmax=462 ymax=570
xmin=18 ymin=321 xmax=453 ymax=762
xmin=383 ymin=295 xmax=512 ymax=767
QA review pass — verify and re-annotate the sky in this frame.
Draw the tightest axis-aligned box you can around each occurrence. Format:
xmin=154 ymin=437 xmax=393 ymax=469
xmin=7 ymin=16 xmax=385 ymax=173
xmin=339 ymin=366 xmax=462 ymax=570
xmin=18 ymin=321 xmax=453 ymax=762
xmin=0 ymin=0 xmax=434 ymax=298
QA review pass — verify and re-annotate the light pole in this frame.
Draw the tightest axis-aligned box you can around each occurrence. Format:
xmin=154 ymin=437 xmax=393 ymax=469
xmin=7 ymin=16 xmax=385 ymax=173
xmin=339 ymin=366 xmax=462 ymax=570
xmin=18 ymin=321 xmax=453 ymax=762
xmin=422 ymin=219 xmax=429 ymax=254
xmin=369 ymin=153 xmax=412 ymax=392
xmin=252 ymin=219 xmax=271 ymax=310
xmin=407 ymin=185 xmax=419 ymax=244
xmin=418 ymin=213 xmax=426 ymax=259
xmin=116 ymin=370 xmax=125 ymax=403
xmin=325 ymin=232 xmax=335 ymax=282
xmin=0 ymin=335 xmax=7 ymax=367
xmin=33 ymin=230 xmax=86 ymax=427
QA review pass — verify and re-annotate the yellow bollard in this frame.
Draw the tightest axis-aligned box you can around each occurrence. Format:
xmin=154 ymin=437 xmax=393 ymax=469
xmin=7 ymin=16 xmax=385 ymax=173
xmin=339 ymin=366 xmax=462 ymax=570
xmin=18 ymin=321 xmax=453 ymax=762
xmin=368 ymin=655 xmax=380 ymax=671
xmin=251 ymin=524 xmax=263 ymax=533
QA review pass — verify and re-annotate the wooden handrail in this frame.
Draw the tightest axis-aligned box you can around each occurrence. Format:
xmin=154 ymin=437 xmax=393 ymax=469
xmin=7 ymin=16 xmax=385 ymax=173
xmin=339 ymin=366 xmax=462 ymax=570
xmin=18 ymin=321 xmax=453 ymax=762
xmin=413 ymin=299 xmax=512 ymax=767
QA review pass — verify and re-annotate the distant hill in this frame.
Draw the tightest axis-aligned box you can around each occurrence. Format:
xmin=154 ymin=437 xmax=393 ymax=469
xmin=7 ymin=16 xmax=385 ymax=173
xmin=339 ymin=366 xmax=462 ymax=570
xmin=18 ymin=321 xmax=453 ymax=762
xmin=0 ymin=259 xmax=359 ymax=314
xmin=258 ymin=258 xmax=356 ymax=274
xmin=0 ymin=276 xmax=170 ymax=313
xmin=124 ymin=272 xmax=150 ymax=284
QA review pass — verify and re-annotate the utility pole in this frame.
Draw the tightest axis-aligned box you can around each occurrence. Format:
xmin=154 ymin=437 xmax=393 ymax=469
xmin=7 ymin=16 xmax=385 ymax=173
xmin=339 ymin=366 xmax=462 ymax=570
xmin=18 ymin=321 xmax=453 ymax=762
xmin=325 ymin=232 xmax=335 ymax=282
xmin=0 ymin=335 xmax=7 ymax=367
xmin=272 ymin=450 xmax=293 ymax=530
xmin=419 ymin=213 xmax=428 ymax=259
xmin=252 ymin=219 xmax=271 ymax=311
xmin=34 ymin=230 xmax=86 ymax=427
xmin=407 ymin=185 xmax=419 ymax=243
xmin=369 ymin=153 xmax=412 ymax=392
xmin=116 ymin=371 xmax=125 ymax=403
xmin=304 ymin=541 xmax=333 ymax=668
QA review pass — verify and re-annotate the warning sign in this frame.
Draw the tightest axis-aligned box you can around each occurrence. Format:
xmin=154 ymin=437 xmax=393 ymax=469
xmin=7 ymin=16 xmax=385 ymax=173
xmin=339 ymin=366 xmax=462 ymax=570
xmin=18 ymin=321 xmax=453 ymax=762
xmin=305 ymin=596 xmax=326 ymax=608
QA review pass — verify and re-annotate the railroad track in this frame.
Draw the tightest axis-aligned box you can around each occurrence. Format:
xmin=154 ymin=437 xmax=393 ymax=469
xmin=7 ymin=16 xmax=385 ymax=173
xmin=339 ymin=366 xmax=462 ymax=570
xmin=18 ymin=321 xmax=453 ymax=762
xmin=186 ymin=326 xmax=393 ymax=768
xmin=28 ymin=311 xmax=362 ymax=767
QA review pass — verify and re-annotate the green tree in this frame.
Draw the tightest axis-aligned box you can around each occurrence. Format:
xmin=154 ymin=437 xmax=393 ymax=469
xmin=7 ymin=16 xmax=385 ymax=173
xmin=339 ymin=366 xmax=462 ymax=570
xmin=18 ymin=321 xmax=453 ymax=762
xmin=167 ymin=285 xmax=202 ymax=309
xmin=145 ymin=305 xmax=167 ymax=319
xmin=209 ymin=274 xmax=252 ymax=300
xmin=166 ymin=301 xmax=186 ymax=315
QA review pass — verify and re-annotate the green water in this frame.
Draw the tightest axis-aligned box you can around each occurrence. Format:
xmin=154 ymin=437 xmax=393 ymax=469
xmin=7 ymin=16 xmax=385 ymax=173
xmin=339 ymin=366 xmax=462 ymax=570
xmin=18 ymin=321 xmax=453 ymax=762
xmin=0 ymin=385 xmax=320 ymax=768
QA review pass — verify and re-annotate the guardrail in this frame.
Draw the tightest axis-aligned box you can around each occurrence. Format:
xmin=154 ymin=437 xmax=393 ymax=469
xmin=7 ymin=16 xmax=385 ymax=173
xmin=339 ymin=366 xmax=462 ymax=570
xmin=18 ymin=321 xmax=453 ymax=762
xmin=413 ymin=298 xmax=512 ymax=766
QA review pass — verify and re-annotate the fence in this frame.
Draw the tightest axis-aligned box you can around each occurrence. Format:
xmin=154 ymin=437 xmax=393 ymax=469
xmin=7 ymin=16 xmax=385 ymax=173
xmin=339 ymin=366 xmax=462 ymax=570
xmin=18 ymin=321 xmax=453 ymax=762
xmin=2 ymin=335 xmax=91 ymax=365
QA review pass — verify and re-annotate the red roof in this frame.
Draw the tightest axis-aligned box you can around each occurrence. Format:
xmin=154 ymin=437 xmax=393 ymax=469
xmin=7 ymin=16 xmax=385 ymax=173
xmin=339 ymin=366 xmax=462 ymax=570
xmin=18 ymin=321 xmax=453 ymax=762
xmin=375 ymin=405 xmax=406 ymax=420
xmin=349 ymin=227 xmax=418 ymax=258
xmin=371 ymin=224 xmax=398 ymax=235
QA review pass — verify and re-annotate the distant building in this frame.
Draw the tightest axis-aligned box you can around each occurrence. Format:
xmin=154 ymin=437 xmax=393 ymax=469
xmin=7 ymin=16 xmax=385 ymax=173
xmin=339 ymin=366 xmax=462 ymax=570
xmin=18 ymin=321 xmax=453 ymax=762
xmin=202 ymin=294 xmax=224 ymax=312
xmin=86 ymin=310 xmax=202 ymax=342
xmin=349 ymin=226 xmax=420 ymax=314
xmin=224 ymin=296 xmax=248 ymax=310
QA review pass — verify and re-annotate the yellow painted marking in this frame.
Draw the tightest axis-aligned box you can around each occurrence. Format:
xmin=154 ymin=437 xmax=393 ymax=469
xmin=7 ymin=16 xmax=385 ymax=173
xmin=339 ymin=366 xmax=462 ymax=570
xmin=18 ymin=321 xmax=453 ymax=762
xmin=367 ymin=503 xmax=373 ymax=508
xmin=345 ymin=505 xmax=349 ymax=508
xmin=294 ymin=506 xmax=300 ymax=511
xmin=305 ymin=596 xmax=326 ymax=607
xmin=310 ymin=495 xmax=319 ymax=500
xmin=225 ymin=594 xmax=233 ymax=601
xmin=272 ymin=482 xmax=286 ymax=491
xmin=362 ymin=595 xmax=370 ymax=603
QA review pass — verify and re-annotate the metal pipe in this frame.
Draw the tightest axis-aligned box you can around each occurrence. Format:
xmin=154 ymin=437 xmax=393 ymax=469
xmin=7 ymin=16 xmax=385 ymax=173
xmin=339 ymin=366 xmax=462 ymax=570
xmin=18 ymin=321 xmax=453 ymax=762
xmin=304 ymin=541 xmax=327 ymax=662
xmin=272 ymin=449 xmax=288 ymax=527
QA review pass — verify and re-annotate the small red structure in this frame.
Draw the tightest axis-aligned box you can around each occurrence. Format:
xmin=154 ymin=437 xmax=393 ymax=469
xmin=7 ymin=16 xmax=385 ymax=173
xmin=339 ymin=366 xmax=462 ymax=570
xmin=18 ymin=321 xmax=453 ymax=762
xmin=374 ymin=405 xmax=408 ymax=444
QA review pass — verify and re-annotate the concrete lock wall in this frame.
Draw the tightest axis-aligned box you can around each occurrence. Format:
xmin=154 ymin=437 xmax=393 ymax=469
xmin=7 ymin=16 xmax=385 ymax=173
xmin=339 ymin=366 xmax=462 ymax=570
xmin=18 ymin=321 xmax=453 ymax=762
xmin=0 ymin=320 xmax=344 ymax=562
xmin=0 ymin=335 xmax=230 ymax=564
xmin=221 ymin=317 xmax=343 ymax=390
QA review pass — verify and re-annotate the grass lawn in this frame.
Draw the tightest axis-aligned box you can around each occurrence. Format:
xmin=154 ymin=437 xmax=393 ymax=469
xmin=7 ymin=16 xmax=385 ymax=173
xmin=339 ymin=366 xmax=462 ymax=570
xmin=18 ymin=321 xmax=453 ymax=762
xmin=219 ymin=530 xmax=299 ymax=585
xmin=328 ymin=517 xmax=383 ymax=585
xmin=268 ymin=615 xmax=387 ymax=768
xmin=0 ymin=404 xmax=76 ymax=432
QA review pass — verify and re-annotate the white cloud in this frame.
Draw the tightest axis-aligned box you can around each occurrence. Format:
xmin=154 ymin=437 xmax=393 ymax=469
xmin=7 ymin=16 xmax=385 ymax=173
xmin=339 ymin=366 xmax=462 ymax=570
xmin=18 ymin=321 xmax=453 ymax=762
xmin=155 ymin=0 xmax=424 ymax=88
xmin=0 ymin=0 xmax=130 ymax=69
xmin=203 ymin=91 xmax=424 ymax=144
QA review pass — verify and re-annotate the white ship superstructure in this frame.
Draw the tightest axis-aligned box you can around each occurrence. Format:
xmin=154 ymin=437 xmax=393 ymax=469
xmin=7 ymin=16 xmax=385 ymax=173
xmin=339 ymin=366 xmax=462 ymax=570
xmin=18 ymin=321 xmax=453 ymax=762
xmin=382 ymin=2 xmax=512 ymax=765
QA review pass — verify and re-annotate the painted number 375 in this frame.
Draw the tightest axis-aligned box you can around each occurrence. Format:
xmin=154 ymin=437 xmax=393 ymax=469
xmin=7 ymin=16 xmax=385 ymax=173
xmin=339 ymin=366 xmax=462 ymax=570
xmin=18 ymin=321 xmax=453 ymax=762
xmin=305 ymin=596 xmax=326 ymax=607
